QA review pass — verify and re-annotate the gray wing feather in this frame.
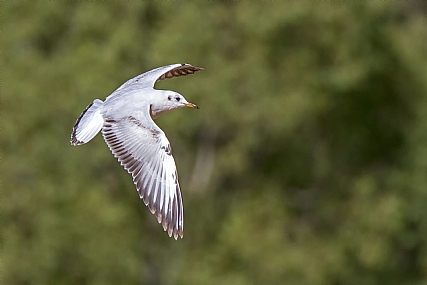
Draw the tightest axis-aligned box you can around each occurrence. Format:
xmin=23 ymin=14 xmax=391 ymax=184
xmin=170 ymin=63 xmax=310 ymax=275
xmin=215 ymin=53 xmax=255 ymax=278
xmin=117 ymin=63 xmax=203 ymax=90
xmin=101 ymin=116 xmax=184 ymax=239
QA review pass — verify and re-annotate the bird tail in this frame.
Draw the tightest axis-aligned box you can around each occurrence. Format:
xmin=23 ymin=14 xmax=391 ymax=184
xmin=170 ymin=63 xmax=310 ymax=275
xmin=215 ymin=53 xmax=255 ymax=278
xmin=70 ymin=99 xmax=104 ymax=146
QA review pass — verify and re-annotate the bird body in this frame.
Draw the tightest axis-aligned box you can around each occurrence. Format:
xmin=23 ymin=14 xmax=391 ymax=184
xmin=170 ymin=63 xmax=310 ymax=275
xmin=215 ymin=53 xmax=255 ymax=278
xmin=71 ymin=63 xmax=203 ymax=239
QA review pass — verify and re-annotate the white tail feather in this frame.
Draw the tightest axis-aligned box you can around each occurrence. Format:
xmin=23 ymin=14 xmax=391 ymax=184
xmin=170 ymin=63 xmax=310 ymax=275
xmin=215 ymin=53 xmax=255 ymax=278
xmin=71 ymin=99 xmax=104 ymax=146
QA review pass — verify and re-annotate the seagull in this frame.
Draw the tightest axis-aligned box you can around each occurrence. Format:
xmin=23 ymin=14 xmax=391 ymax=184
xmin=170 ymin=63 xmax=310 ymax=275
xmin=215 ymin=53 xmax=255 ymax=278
xmin=70 ymin=63 xmax=203 ymax=239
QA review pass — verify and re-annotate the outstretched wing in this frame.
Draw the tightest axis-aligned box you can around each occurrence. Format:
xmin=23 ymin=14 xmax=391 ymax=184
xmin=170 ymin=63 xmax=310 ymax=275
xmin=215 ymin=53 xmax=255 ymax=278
xmin=118 ymin=63 xmax=203 ymax=90
xmin=102 ymin=115 xmax=184 ymax=239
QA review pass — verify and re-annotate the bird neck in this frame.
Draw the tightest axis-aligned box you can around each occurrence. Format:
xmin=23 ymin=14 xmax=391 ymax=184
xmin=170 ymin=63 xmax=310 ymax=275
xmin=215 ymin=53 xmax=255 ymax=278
xmin=150 ymin=104 xmax=174 ymax=120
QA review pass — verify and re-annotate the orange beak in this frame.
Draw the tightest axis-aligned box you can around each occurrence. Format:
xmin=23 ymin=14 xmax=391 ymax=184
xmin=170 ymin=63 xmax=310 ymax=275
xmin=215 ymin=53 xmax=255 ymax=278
xmin=185 ymin=102 xmax=199 ymax=109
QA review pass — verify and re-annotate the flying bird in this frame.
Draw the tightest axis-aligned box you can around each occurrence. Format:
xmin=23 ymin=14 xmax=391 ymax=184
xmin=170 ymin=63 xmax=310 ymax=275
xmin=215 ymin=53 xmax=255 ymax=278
xmin=71 ymin=63 xmax=203 ymax=239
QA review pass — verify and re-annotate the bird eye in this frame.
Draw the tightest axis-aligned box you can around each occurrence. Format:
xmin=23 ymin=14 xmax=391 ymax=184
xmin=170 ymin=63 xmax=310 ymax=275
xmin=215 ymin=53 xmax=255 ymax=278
xmin=175 ymin=96 xmax=180 ymax=102
xmin=168 ymin=96 xmax=172 ymax=101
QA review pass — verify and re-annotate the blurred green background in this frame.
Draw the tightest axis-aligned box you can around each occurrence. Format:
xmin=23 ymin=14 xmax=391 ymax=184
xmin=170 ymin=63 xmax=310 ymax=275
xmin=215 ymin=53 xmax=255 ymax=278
xmin=3 ymin=2 xmax=427 ymax=285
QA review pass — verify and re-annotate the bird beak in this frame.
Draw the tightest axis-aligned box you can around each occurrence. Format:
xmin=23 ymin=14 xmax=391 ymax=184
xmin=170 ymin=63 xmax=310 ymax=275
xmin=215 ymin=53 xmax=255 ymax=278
xmin=185 ymin=102 xmax=199 ymax=109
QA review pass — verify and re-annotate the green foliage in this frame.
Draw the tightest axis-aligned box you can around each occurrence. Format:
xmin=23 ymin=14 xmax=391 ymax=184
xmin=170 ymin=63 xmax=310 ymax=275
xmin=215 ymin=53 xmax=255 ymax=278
xmin=3 ymin=2 xmax=427 ymax=285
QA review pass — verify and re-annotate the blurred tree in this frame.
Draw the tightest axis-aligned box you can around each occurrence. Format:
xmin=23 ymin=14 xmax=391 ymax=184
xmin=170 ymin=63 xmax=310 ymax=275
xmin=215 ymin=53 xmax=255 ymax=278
xmin=2 ymin=2 xmax=427 ymax=285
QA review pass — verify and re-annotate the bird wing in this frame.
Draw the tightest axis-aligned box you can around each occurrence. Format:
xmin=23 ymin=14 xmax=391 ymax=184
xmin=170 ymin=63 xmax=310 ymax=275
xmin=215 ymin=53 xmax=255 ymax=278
xmin=117 ymin=63 xmax=203 ymax=90
xmin=101 ymin=110 xmax=184 ymax=239
xmin=104 ymin=64 xmax=203 ymax=104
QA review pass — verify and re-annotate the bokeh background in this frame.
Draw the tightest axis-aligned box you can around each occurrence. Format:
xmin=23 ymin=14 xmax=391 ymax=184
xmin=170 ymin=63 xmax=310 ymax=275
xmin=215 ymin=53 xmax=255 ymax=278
xmin=3 ymin=2 xmax=427 ymax=285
